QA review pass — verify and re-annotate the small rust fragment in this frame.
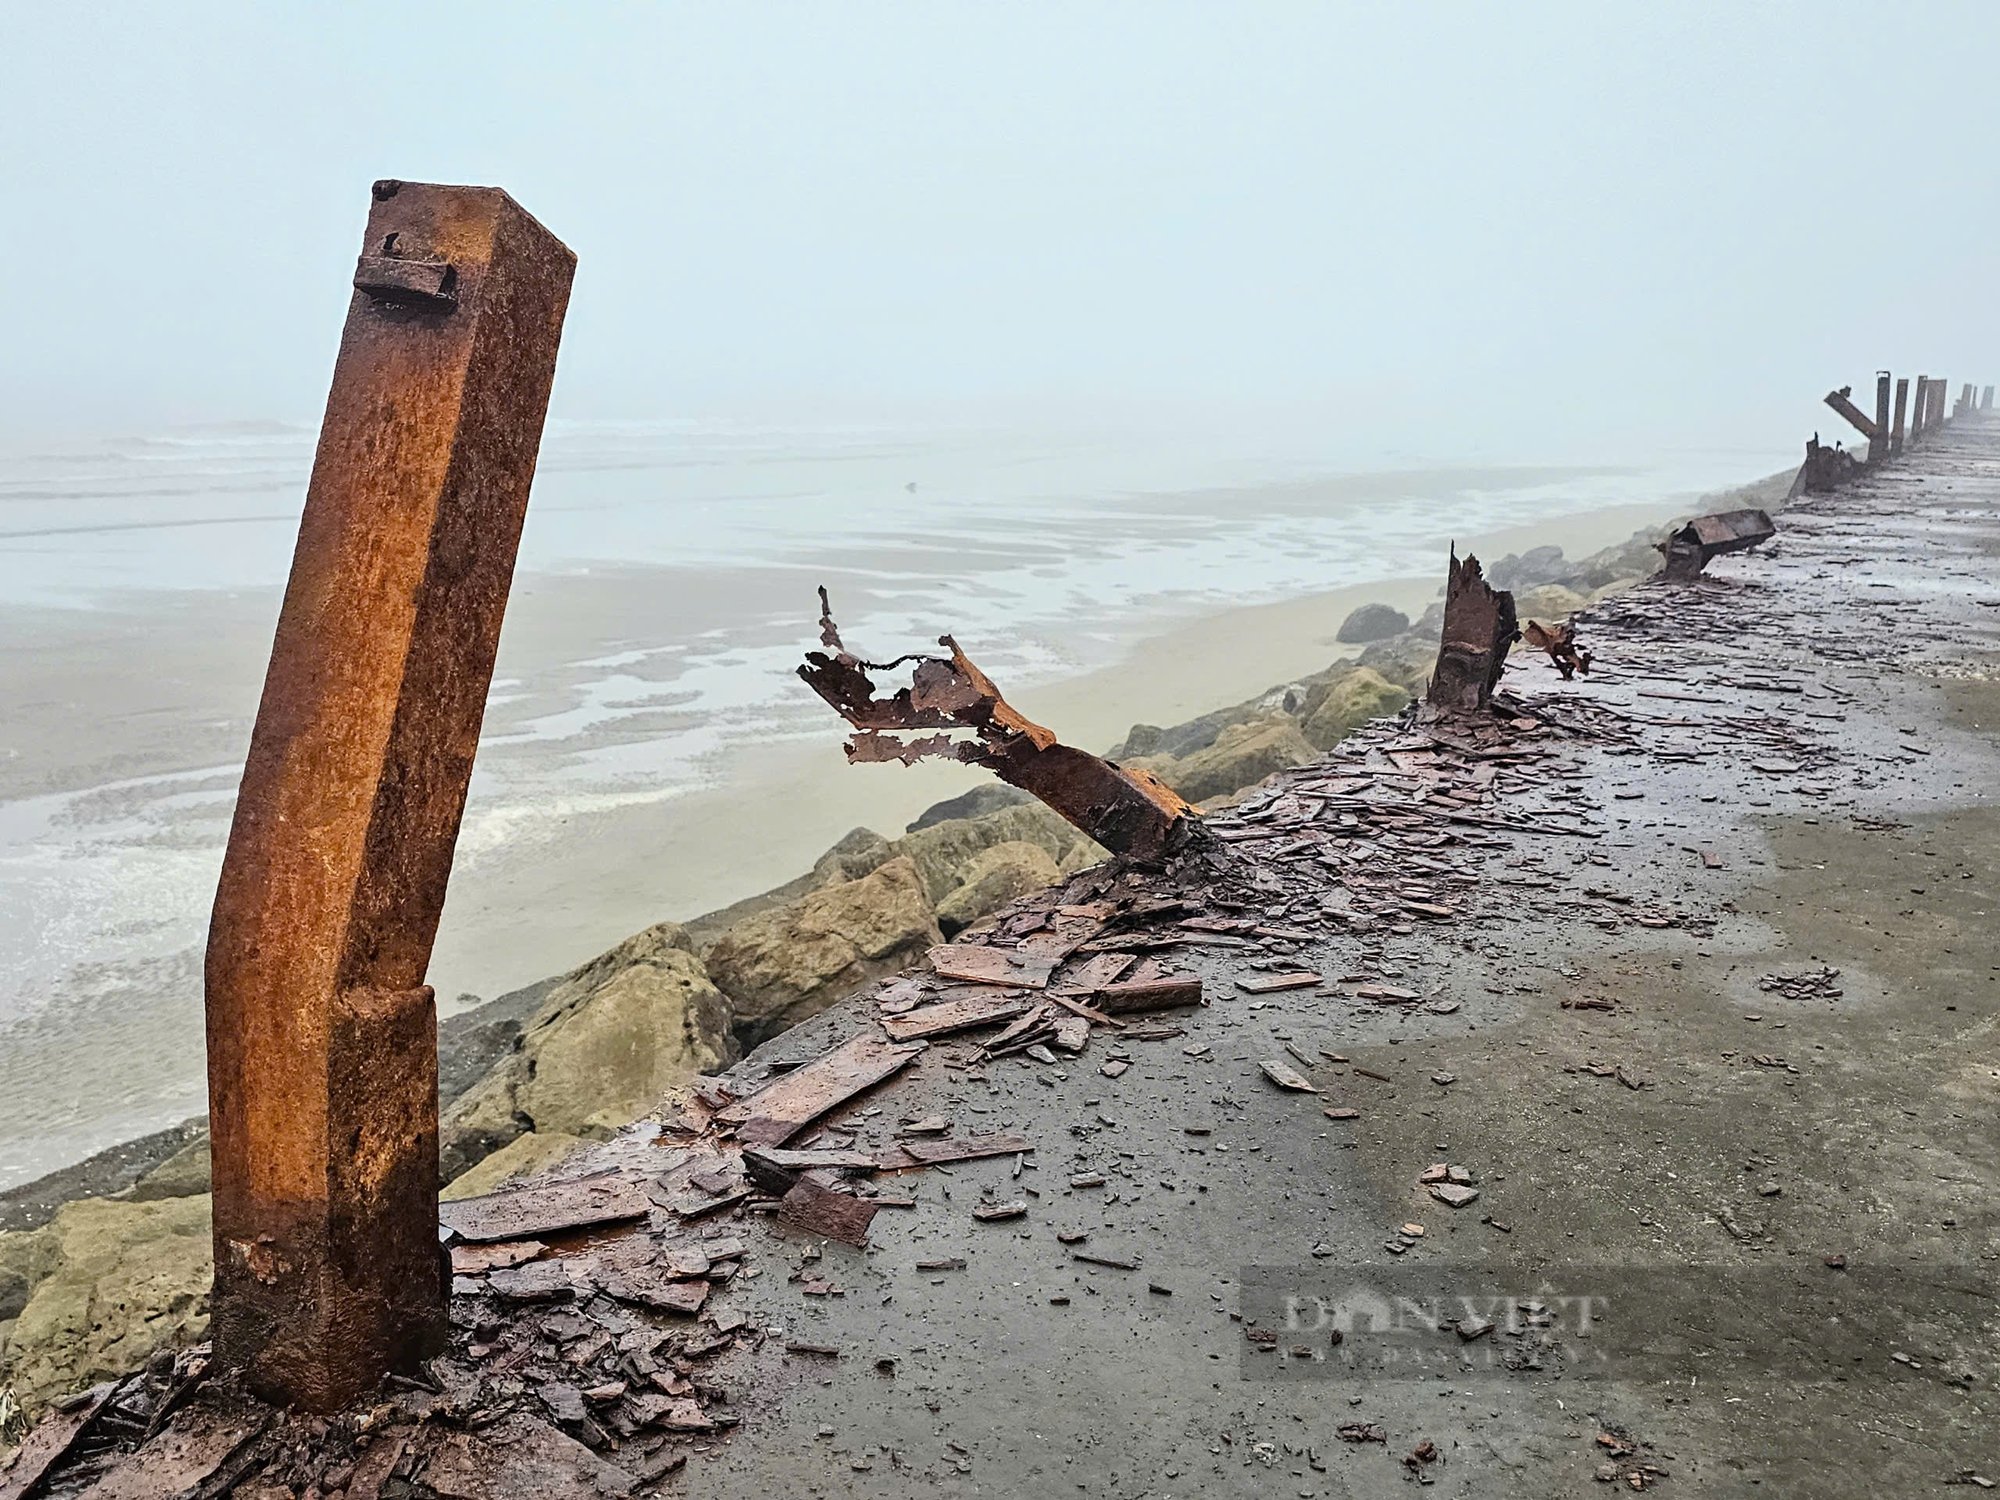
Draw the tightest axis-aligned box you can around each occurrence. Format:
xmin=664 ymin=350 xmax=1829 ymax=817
xmin=881 ymin=987 xmax=1035 ymax=1040
xmin=438 ymin=1174 xmax=650 ymax=1245
xmin=1092 ymin=975 xmax=1203 ymax=1013
xmin=777 ymin=1177 xmax=881 ymax=1246
xmin=1659 ymin=508 xmax=1775 ymax=581
xmin=715 ymin=1030 xmax=926 ymax=1148
xmin=0 ymin=1384 xmax=116 ymax=1500
xmin=799 ymin=589 xmax=1200 ymax=865
xmin=1426 ymin=549 xmax=1518 ymax=715
xmin=1521 ymin=618 xmax=1592 ymax=679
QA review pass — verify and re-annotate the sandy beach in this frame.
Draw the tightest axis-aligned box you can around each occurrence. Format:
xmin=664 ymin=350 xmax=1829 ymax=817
xmin=0 ymin=422 xmax=1791 ymax=1189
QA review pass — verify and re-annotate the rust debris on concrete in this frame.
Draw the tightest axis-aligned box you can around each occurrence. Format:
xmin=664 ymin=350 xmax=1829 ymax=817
xmin=201 ymin=181 xmax=574 ymax=1411
xmin=798 ymin=588 xmax=1200 ymax=865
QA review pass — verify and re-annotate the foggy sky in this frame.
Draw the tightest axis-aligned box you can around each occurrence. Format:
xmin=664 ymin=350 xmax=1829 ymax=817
xmin=6 ymin=3 xmax=1997 ymax=457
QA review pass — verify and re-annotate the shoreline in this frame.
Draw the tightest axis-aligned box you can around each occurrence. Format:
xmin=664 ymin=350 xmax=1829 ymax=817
xmin=0 ymin=467 xmax=1791 ymax=1196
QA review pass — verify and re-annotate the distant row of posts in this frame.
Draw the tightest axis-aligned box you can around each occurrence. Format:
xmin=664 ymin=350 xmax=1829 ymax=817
xmin=1826 ymin=371 xmax=1992 ymax=463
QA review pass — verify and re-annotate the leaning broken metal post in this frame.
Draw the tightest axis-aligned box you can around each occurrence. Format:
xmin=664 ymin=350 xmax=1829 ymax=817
xmin=204 ymin=180 xmax=574 ymax=1411
xmin=1823 ymin=385 xmax=1882 ymax=457
xmin=798 ymin=589 xmax=1199 ymax=865
xmin=1425 ymin=549 xmax=1517 ymax=715
xmin=1660 ymin=508 xmax=1775 ymax=581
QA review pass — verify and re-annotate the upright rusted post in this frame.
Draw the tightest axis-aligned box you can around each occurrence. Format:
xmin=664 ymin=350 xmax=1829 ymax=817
xmin=1890 ymin=377 xmax=1909 ymax=456
xmin=1912 ymin=375 xmax=1931 ymax=442
xmin=1983 ymin=385 xmax=1994 ymax=410
xmin=1426 ymin=549 xmax=1517 ymax=715
xmin=204 ymin=181 xmax=574 ymax=1411
xmin=1868 ymin=372 xmax=1890 ymax=462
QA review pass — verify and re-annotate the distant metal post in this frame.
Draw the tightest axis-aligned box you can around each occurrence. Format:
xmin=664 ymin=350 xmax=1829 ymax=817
xmin=1960 ymin=381 xmax=1976 ymax=417
xmin=204 ymin=181 xmax=574 ymax=1410
xmin=1869 ymin=371 xmax=1891 ymax=463
xmin=1891 ymin=377 xmax=1909 ymax=456
xmin=1983 ymin=385 xmax=1994 ymax=411
xmin=1912 ymin=375 xmax=1930 ymax=441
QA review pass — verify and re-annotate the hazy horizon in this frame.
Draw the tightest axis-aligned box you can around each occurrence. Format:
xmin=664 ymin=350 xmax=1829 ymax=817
xmin=6 ymin=3 xmax=1998 ymax=459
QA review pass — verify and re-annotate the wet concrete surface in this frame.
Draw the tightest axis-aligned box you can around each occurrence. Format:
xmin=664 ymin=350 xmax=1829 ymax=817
xmin=31 ymin=421 xmax=2000 ymax=1498
xmin=672 ymin=423 xmax=2000 ymax=1498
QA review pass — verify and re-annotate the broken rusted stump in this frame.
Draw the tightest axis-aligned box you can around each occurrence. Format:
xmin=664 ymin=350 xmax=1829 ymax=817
xmin=204 ymin=180 xmax=573 ymax=1411
xmin=1425 ymin=550 xmax=1517 ymax=715
xmin=798 ymin=589 xmax=1199 ymax=865
xmin=1891 ymin=377 xmax=1909 ymax=456
xmin=1790 ymin=435 xmax=1861 ymax=497
xmin=1659 ymin=508 xmax=1775 ymax=581
xmin=1521 ymin=618 xmax=1591 ymax=679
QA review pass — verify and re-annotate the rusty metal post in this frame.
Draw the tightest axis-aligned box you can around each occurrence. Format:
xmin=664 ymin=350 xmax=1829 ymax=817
xmin=204 ymin=181 xmax=574 ymax=1411
xmin=1868 ymin=372 xmax=1891 ymax=462
xmin=1960 ymin=381 xmax=1975 ymax=417
xmin=1890 ymin=377 xmax=1909 ymax=456
xmin=1912 ymin=375 xmax=1930 ymax=442
xmin=1983 ymin=385 xmax=1994 ymax=410
xmin=1823 ymin=386 xmax=1882 ymax=450
xmin=1426 ymin=549 xmax=1517 ymax=715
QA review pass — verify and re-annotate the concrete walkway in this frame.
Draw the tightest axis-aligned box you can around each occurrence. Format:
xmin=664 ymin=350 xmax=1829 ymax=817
xmin=31 ymin=415 xmax=2000 ymax=1498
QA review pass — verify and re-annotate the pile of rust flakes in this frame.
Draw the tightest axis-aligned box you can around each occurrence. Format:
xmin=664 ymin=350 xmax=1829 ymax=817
xmin=15 ymin=590 xmax=1874 ymax=1499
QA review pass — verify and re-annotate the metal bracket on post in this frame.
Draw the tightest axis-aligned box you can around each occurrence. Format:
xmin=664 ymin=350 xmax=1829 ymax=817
xmin=204 ymin=180 xmax=574 ymax=1411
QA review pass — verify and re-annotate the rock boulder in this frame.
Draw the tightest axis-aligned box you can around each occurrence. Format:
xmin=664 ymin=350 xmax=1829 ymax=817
xmin=1 ymin=1195 xmax=211 ymax=1413
xmin=1300 ymin=665 xmax=1410 ymax=750
xmin=1132 ymin=716 xmax=1317 ymax=804
xmin=1335 ymin=602 xmax=1411 ymax=644
xmin=440 ymin=1132 xmax=589 ymax=1201
xmin=703 ymin=856 xmax=941 ymax=1047
xmin=935 ymin=840 xmax=1062 ymax=935
xmin=440 ymin=922 xmax=734 ymax=1182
